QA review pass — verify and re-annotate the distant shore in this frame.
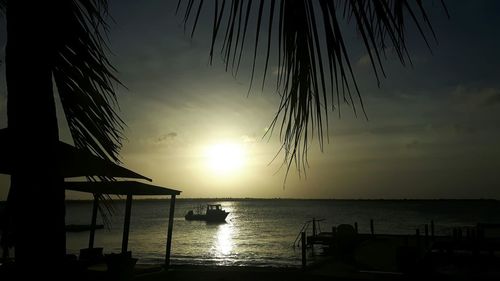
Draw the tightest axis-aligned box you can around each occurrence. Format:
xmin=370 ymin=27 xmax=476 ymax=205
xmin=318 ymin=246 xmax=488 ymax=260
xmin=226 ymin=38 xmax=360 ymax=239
xmin=58 ymin=198 xmax=500 ymax=203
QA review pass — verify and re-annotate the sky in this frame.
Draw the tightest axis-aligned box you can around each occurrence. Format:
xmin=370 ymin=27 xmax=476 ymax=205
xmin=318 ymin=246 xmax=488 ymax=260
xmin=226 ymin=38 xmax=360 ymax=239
xmin=0 ymin=1 xmax=500 ymax=199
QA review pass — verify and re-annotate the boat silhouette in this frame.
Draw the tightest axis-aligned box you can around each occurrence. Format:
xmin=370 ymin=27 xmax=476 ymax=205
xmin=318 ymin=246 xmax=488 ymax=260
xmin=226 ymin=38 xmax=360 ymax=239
xmin=185 ymin=204 xmax=229 ymax=222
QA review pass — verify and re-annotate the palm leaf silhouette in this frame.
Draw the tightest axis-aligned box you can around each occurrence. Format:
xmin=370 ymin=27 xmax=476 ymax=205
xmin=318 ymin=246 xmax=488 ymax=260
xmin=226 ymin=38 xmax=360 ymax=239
xmin=51 ymin=1 xmax=124 ymax=223
xmin=0 ymin=0 xmax=124 ymax=162
xmin=52 ymin=0 xmax=124 ymax=163
xmin=180 ymin=0 xmax=447 ymax=178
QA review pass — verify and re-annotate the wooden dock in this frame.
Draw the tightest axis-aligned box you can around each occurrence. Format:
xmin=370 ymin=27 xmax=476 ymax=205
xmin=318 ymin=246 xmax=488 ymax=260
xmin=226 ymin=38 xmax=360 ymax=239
xmin=296 ymin=219 xmax=500 ymax=275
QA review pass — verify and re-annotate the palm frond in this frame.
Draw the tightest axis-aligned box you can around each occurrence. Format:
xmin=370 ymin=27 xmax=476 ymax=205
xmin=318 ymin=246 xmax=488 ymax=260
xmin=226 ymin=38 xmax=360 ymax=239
xmin=180 ymin=0 xmax=445 ymax=179
xmin=52 ymin=0 xmax=124 ymax=163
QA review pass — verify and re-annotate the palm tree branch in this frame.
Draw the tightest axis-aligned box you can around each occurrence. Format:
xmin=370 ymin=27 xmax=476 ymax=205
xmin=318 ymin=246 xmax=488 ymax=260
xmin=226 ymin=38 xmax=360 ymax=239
xmin=53 ymin=0 xmax=124 ymax=163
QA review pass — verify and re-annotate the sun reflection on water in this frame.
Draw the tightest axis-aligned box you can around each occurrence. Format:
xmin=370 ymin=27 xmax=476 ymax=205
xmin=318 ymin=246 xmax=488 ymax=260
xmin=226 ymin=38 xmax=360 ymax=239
xmin=212 ymin=223 xmax=234 ymax=257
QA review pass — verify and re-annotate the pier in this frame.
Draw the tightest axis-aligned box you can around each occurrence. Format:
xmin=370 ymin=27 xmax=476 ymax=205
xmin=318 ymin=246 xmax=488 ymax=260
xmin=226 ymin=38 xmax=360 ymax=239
xmin=296 ymin=219 xmax=500 ymax=275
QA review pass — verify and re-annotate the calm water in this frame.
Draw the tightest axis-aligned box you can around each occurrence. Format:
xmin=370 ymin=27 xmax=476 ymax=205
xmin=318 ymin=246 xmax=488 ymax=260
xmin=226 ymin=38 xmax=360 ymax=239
xmin=65 ymin=199 xmax=500 ymax=267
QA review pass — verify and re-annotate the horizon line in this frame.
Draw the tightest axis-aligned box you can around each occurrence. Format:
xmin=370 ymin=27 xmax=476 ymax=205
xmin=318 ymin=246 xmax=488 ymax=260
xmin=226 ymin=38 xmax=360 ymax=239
xmin=62 ymin=197 xmax=499 ymax=202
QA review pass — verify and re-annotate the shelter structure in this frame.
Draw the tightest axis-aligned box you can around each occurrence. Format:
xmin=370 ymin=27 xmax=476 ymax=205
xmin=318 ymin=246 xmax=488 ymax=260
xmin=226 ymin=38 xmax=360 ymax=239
xmin=65 ymin=181 xmax=181 ymax=266
xmin=0 ymin=128 xmax=181 ymax=267
xmin=0 ymin=128 xmax=152 ymax=180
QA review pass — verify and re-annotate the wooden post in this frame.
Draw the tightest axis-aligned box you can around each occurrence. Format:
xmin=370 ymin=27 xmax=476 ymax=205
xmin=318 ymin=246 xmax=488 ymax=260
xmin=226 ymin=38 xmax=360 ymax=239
xmin=331 ymin=226 xmax=336 ymax=251
xmin=416 ymin=228 xmax=420 ymax=250
xmin=431 ymin=220 xmax=435 ymax=240
xmin=370 ymin=219 xmax=374 ymax=235
xmin=121 ymin=194 xmax=133 ymax=253
xmin=301 ymin=232 xmax=306 ymax=269
xmin=354 ymin=222 xmax=358 ymax=233
xmin=165 ymin=195 xmax=176 ymax=268
xmin=312 ymin=218 xmax=316 ymax=237
xmin=88 ymin=194 xmax=99 ymax=249
xmin=471 ymin=228 xmax=478 ymax=257
xmin=424 ymin=224 xmax=429 ymax=247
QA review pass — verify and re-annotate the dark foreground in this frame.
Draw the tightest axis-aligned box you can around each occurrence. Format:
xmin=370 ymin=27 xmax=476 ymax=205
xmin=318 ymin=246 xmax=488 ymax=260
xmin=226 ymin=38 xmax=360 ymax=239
xmin=1 ymin=256 xmax=500 ymax=281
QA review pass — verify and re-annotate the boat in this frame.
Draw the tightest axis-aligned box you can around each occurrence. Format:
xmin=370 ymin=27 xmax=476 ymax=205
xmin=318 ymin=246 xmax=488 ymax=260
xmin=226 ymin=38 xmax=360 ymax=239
xmin=185 ymin=204 xmax=229 ymax=222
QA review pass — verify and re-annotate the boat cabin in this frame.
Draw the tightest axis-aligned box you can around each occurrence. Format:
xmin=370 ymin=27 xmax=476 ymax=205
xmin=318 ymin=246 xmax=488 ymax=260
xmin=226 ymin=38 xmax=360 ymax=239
xmin=207 ymin=204 xmax=223 ymax=212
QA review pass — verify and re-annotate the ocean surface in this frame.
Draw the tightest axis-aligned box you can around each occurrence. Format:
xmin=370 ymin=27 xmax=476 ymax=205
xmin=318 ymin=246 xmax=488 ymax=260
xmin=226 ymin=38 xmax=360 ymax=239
xmin=64 ymin=199 xmax=500 ymax=267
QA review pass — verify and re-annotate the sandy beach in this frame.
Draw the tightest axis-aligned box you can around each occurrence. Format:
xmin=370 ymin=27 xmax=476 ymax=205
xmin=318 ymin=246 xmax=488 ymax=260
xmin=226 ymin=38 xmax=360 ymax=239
xmin=129 ymin=257 xmax=414 ymax=281
xmin=135 ymin=265 xmax=307 ymax=281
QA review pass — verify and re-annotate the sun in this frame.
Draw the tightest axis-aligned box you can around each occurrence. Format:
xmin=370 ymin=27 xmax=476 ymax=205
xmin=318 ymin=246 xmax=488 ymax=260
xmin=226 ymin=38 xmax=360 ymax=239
xmin=205 ymin=143 xmax=245 ymax=175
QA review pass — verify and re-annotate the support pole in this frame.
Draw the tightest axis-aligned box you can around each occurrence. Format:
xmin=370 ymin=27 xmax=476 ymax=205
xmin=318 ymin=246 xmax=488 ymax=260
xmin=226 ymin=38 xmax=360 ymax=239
xmin=370 ymin=219 xmax=374 ymax=235
xmin=425 ymin=224 xmax=429 ymax=247
xmin=416 ymin=228 xmax=420 ymax=250
xmin=431 ymin=220 xmax=435 ymax=241
xmin=312 ymin=218 xmax=316 ymax=237
xmin=165 ymin=195 xmax=176 ymax=268
xmin=88 ymin=194 xmax=99 ymax=249
xmin=121 ymin=194 xmax=133 ymax=253
xmin=301 ymin=232 xmax=306 ymax=269
xmin=330 ymin=226 xmax=336 ymax=250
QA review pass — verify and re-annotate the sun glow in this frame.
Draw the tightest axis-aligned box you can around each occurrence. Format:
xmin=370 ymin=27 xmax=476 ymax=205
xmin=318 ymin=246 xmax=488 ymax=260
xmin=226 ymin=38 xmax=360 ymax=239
xmin=206 ymin=143 xmax=245 ymax=175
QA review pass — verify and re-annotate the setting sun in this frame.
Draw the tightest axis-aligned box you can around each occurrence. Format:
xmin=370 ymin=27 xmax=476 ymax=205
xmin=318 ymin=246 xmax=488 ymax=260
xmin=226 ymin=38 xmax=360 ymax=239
xmin=205 ymin=143 xmax=245 ymax=175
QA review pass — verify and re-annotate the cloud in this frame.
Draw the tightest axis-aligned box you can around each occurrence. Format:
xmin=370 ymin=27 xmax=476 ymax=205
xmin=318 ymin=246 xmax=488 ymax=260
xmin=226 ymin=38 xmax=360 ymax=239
xmin=480 ymin=90 xmax=500 ymax=107
xmin=156 ymin=132 xmax=177 ymax=143
xmin=450 ymin=123 xmax=477 ymax=135
xmin=241 ymin=135 xmax=258 ymax=143
xmin=368 ymin=123 xmax=429 ymax=136
xmin=451 ymin=85 xmax=500 ymax=110
xmin=357 ymin=53 xmax=371 ymax=67
xmin=405 ymin=139 xmax=421 ymax=150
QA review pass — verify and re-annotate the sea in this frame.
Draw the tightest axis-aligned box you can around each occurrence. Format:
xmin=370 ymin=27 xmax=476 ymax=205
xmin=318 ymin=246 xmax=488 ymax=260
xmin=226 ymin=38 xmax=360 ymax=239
xmin=64 ymin=199 xmax=500 ymax=267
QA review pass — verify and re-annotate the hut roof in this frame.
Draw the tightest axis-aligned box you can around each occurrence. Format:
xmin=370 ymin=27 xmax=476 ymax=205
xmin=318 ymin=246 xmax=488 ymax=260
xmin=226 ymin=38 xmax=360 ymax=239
xmin=0 ymin=128 xmax=152 ymax=181
xmin=65 ymin=180 xmax=181 ymax=196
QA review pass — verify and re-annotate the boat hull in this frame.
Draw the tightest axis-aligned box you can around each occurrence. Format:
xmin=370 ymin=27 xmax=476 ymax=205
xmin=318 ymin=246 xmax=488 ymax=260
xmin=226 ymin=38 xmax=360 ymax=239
xmin=185 ymin=212 xmax=229 ymax=222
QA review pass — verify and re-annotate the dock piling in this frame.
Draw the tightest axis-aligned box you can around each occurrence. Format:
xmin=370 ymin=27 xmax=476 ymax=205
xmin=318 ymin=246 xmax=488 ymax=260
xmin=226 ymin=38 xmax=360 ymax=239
xmin=424 ymin=224 xmax=429 ymax=247
xmin=312 ymin=218 xmax=316 ymax=237
xmin=301 ymin=232 xmax=306 ymax=268
xmin=431 ymin=220 xmax=435 ymax=240
xmin=416 ymin=228 xmax=421 ymax=250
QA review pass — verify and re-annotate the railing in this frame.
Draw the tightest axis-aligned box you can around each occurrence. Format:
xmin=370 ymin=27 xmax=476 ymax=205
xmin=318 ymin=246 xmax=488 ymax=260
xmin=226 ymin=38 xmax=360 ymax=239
xmin=293 ymin=218 xmax=325 ymax=269
xmin=293 ymin=218 xmax=325 ymax=247
xmin=293 ymin=221 xmax=311 ymax=248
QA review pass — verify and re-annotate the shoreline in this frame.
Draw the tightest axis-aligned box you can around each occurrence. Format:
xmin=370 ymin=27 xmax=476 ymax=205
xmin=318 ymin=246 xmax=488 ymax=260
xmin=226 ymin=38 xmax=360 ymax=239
xmin=60 ymin=198 xmax=500 ymax=203
xmin=132 ymin=261 xmax=407 ymax=281
xmin=134 ymin=264 xmax=309 ymax=281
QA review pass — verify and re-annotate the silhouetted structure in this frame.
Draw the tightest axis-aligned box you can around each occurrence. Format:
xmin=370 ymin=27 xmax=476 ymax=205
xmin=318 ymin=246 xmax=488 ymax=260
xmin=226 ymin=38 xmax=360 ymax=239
xmin=0 ymin=128 xmax=181 ymax=279
xmin=0 ymin=128 xmax=151 ymax=181
xmin=65 ymin=181 xmax=181 ymax=268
